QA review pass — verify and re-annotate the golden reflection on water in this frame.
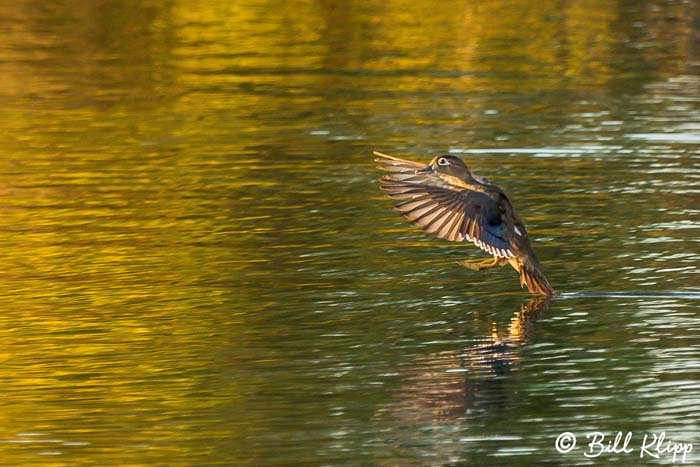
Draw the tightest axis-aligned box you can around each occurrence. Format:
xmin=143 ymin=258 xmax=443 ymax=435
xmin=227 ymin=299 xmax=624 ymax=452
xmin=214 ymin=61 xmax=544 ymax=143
xmin=375 ymin=296 xmax=548 ymax=423
xmin=0 ymin=0 xmax=699 ymax=464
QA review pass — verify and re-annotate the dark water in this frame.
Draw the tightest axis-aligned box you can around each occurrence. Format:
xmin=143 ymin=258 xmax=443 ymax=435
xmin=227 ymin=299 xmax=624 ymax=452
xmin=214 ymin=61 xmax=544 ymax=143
xmin=1 ymin=0 xmax=699 ymax=465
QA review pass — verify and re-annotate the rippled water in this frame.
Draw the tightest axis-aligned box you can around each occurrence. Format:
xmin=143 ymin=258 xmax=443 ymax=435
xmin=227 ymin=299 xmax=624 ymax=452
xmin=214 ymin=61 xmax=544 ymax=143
xmin=1 ymin=0 xmax=699 ymax=465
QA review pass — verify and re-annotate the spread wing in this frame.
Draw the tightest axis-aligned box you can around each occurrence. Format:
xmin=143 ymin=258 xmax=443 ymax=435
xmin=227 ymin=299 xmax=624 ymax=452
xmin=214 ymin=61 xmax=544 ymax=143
xmin=375 ymin=151 xmax=517 ymax=259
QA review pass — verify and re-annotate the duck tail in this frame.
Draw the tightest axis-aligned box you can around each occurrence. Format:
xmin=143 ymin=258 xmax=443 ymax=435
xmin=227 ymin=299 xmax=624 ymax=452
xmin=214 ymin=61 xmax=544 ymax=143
xmin=516 ymin=254 xmax=555 ymax=297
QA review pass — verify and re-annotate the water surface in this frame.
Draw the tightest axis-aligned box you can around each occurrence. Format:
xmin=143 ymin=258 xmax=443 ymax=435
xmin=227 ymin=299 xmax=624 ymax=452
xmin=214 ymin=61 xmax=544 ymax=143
xmin=0 ymin=0 xmax=699 ymax=465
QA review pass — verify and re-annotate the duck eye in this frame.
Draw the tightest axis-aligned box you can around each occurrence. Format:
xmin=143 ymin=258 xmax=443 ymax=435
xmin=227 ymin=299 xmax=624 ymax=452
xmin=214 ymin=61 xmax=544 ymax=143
xmin=437 ymin=157 xmax=449 ymax=166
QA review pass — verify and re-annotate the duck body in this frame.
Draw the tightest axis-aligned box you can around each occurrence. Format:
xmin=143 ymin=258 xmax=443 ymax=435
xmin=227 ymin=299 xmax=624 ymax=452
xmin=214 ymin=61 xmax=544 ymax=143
xmin=375 ymin=151 xmax=555 ymax=296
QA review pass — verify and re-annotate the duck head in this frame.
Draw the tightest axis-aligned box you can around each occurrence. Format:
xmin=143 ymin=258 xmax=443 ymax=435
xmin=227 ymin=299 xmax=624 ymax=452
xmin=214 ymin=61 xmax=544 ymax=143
xmin=416 ymin=155 xmax=473 ymax=179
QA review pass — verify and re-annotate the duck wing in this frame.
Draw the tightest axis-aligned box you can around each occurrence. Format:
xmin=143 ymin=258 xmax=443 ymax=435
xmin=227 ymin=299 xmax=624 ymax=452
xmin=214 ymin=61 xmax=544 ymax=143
xmin=375 ymin=152 xmax=516 ymax=258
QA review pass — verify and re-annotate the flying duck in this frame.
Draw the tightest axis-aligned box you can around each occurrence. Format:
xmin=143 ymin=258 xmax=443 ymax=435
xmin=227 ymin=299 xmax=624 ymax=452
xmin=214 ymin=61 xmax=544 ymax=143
xmin=375 ymin=151 xmax=555 ymax=296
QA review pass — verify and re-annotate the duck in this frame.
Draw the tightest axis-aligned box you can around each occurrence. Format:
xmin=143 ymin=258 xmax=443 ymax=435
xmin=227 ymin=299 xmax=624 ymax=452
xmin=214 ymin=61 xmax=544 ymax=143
xmin=375 ymin=151 xmax=555 ymax=296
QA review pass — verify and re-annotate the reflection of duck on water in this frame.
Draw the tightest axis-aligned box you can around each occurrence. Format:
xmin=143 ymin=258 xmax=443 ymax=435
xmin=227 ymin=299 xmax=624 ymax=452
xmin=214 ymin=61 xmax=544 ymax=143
xmin=375 ymin=151 xmax=555 ymax=296
xmin=375 ymin=297 xmax=549 ymax=424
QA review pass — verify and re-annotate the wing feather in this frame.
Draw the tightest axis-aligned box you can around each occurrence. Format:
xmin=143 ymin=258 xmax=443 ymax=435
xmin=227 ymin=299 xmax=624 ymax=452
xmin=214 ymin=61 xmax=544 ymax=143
xmin=450 ymin=212 xmax=466 ymax=241
xmin=396 ymin=198 xmax=434 ymax=214
xmin=434 ymin=207 xmax=460 ymax=239
xmin=376 ymin=151 xmax=515 ymax=257
xmin=405 ymin=205 xmax=439 ymax=222
xmin=413 ymin=204 xmax=446 ymax=226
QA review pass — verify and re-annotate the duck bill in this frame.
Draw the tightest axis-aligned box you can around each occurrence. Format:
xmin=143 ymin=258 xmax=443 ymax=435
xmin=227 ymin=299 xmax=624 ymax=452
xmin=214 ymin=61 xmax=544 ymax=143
xmin=415 ymin=164 xmax=434 ymax=174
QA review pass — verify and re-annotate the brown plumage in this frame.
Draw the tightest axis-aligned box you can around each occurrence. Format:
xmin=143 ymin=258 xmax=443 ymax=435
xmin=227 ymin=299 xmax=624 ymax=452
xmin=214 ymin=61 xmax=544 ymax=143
xmin=375 ymin=151 xmax=555 ymax=296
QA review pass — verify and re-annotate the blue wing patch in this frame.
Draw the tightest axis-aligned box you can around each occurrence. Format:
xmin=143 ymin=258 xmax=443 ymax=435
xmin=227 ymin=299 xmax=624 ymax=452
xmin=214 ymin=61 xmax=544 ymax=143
xmin=483 ymin=221 xmax=510 ymax=251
